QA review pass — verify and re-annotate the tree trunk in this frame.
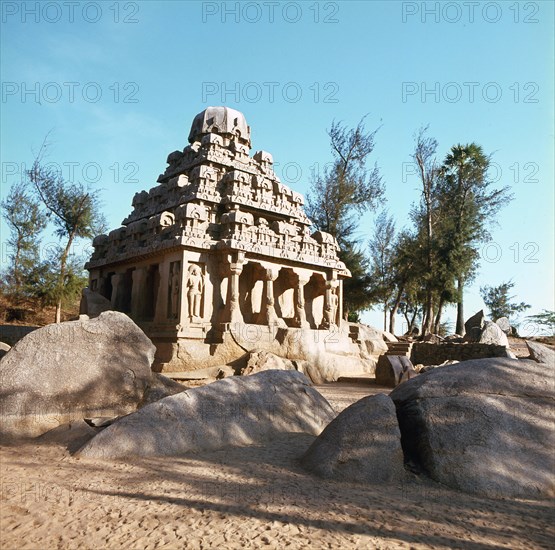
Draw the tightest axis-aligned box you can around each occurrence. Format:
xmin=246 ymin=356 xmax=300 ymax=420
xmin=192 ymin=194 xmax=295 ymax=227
xmin=383 ymin=302 xmax=387 ymax=331
xmin=433 ymin=296 xmax=445 ymax=334
xmin=403 ymin=312 xmax=410 ymax=333
xmin=389 ymin=311 xmax=396 ymax=336
xmin=388 ymin=286 xmax=404 ymax=335
xmin=56 ymin=235 xmax=75 ymax=323
xmin=455 ymin=277 xmax=465 ymax=335
xmin=422 ymin=293 xmax=434 ymax=335
xmin=409 ymin=309 xmax=418 ymax=334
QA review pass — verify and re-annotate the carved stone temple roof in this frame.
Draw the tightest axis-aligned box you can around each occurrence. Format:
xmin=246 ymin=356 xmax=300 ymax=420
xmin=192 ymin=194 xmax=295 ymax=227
xmin=86 ymin=107 xmax=350 ymax=276
xmin=188 ymin=106 xmax=251 ymax=147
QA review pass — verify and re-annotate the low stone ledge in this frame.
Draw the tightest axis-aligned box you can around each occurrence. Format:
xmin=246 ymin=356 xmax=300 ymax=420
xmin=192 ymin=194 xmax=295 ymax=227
xmin=411 ymin=342 xmax=512 ymax=366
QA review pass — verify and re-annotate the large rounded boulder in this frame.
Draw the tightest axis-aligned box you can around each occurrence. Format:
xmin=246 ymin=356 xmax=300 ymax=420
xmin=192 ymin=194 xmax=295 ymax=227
xmin=78 ymin=370 xmax=335 ymax=459
xmin=526 ymin=340 xmax=555 ymax=366
xmin=0 ymin=311 xmax=156 ymax=437
xmin=479 ymin=320 xmax=509 ymax=347
xmin=375 ymin=355 xmax=417 ymax=387
xmin=301 ymin=393 xmax=404 ymax=483
xmin=390 ymin=358 xmax=555 ymax=498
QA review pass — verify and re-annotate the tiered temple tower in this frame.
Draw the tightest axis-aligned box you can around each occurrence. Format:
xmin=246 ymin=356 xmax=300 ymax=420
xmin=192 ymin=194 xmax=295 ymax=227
xmin=85 ymin=107 xmax=350 ymax=369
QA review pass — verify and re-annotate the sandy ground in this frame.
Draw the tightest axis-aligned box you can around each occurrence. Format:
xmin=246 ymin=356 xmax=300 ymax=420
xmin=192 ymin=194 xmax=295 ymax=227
xmin=1 ymin=382 xmax=554 ymax=550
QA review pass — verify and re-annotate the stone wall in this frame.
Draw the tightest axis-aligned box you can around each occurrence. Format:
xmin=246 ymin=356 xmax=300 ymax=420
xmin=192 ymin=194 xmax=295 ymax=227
xmin=411 ymin=343 xmax=511 ymax=366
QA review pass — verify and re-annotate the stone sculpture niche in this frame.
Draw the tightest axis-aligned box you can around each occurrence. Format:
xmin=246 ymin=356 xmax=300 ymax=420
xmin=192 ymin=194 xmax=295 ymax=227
xmin=186 ymin=263 xmax=204 ymax=322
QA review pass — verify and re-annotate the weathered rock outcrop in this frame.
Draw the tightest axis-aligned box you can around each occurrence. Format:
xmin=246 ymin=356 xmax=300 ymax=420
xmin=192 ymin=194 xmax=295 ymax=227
xmin=0 ymin=311 xmax=156 ymax=437
xmin=0 ymin=342 xmax=10 ymax=359
xmin=479 ymin=321 xmax=509 ymax=347
xmin=382 ymin=330 xmax=399 ymax=342
xmin=495 ymin=317 xmax=511 ymax=335
xmin=140 ymin=373 xmax=186 ymax=406
xmin=301 ymin=394 xmax=404 ymax=483
xmin=390 ymin=358 xmax=555 ymax=498
xmin=420 ymin=333 xmax=444 ymax=344
xmin=226 ymin=322 xmax=386 ymax=382
xmin=349 ymin=324 xmax=390 ymax=356
xmin=79 ymin=288 xmax=113 ymax=318
xmin=375 ymin=355 xmax=417 ymax=387
xmin=419 ymin=360 xmax=459 ymax=373
xmin=78 ymin=370 xmax=335 ymax=458
xmin=464 ymin=310 xmax=485 ymax=342
xmin=526 ymin=340 xmax=555 ymax=366
xmin=240 ymin=349 xmax=296 ymax=375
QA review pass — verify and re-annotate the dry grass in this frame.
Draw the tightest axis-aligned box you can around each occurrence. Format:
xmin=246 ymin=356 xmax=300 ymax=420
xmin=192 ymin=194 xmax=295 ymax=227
xmin=0 ymin=293 xmax=80 ymax=327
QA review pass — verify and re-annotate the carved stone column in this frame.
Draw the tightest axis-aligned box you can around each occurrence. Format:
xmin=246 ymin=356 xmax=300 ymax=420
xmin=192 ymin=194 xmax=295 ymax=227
xmin=229 ymin=262 xmax=244 ymax=324
xmin=154 ymin=261 xmax=170 ymax=322
xmin=178 ymin=259 xmax=189 ymax=327
xmin=97 ymin=274 xmax=107 ymax=297
xmin=337 ymin=276 xmax=344 ymax=324
xmin=263 ymin=266 xmax=281 ymax=326
xmin=294 ymin=273 xmax=311 ymax=328
xmin=130 ymin=267 xmax=147 ymax=320
xmin=322 ymin=278 xmax=339 ymax=329
xmin=110 ymin=273 xmax=121 ymax=308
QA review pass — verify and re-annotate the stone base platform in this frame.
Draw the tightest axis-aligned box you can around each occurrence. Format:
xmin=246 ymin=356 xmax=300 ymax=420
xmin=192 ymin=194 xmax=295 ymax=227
xmin=152 ymin=322 xmax=388 ymax=383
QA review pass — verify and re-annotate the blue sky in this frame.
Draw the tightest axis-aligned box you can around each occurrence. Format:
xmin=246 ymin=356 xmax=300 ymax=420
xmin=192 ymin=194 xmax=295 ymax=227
xmin=1 ymin=0 xmax=553 ymax=333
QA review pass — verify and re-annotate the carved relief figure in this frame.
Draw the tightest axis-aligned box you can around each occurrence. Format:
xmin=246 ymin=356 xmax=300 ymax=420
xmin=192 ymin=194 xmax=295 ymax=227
xmin=324 ymin=286 xmax=339 ymax=327
xmin=187 ymin=264 xmax=204 ymax=320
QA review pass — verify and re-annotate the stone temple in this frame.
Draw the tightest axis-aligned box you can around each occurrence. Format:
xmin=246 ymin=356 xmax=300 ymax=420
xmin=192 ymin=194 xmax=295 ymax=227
xmin=85 ymin=107 xmax=376 ymax=376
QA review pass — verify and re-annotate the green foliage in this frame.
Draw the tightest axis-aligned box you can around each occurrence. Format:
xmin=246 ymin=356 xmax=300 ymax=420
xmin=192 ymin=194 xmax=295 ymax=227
xmin=480 ymin=281 xmax=531 ymax=322
xmin=306 ymin=117 xmax=384 ymax=246
xmin=1 ymin=138 xmax=106 ymax=322
xmin=340 ymin=243 xmax=374 ymax=317
xmin=30 ymin=247 xmax=89 ymax=309
xmin=367 ymin=210 xmax=397 ymax=327
xmin=438 ymin=143 xmax=510 ymax=277
xmin=306 ymin=117 xmax=384 ymax=318
xmin=526 ymin=310 xmax=555 ymax=335
xmin=438 ymin=143 xmax=513 ymax=333
xmin=368 ymin=210 xmax=396 ymax=297
xmin=29 ymin=155 xmax=106 ymax=242
xmin=1 ymin=181 xmax=47 ymax=299
xmin=27 ymin=146 xmax=106 ymax=322
xmin=347 ymin=311 xmax=361 ymax=323
xmin=397 ymin=134 xmax=514 ymax=335
xmin=438 ymin=319 xmax=454 ymax=337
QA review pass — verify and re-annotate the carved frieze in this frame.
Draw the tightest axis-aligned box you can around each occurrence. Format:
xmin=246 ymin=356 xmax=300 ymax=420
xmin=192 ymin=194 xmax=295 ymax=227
xmin=86 ymin=107 xmax=351 ymax=276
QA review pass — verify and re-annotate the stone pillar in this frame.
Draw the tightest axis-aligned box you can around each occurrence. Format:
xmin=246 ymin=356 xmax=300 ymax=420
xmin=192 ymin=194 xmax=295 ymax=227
xmin=263 ymin=266 xmax=281 ymax=326
xmin=110 ymin=273 xmax=121 ymax=308
xmin=322 ymin=278 xmax=339 ymax=329
xmin=294 ymin=272 xmax=311 ymax=328
xmin=168 ymin=261 xmax=183 ymax=321
xmin=96 ymin=274 xmax=106 ymax=297
xmin=338 ymin=278 xmax=344 ymax=323
xmin=131 ymin=267 xmax=147 ymax=320
xmin=229 ymin=261 xmax=244 ymax=324
xmin=178 ymin=258 xmax=189 ymax=326
xmin=154 ymin=261 xmax=170 ymax=322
